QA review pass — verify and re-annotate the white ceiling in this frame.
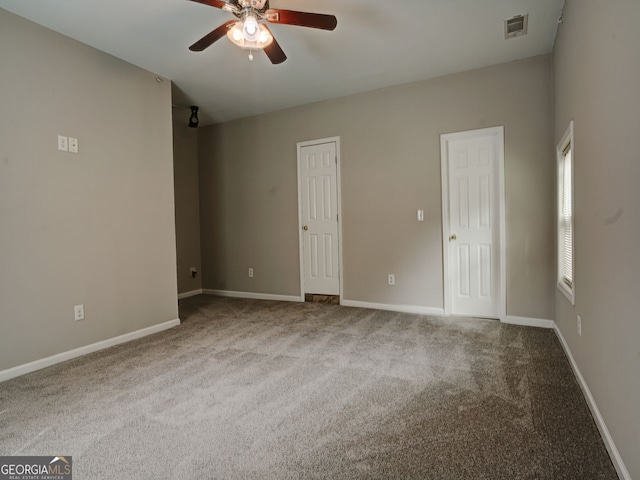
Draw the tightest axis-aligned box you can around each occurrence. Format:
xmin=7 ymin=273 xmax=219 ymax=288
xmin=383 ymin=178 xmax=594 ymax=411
xmin=0 ymin=0 xmax=564 ymax=125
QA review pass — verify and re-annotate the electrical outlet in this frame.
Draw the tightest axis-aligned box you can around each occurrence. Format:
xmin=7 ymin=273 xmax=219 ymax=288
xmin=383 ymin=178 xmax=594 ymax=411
xmin=417 ymin=209 xmax=424 ymax=222
xmin=388 ymin=274 xmax=395 ymax=286
xmin=248 ymin=268 xmax=254 ymax=278
xmin=577 ymin=315 xmax=582 ymax=337
xmin=190 ymin=267 xmax=197 ymax=278
xmin=58 ymin=135 xmax=68 ymax=152
xmin=69 ymin=137 xmax=78 ymax=154
xmin=74 ymin=304 xmax=85 ymax=321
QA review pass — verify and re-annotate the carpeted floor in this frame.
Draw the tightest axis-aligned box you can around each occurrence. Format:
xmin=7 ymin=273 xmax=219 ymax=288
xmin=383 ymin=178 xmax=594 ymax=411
xmin=0 ymin=295 xmax=618 ymax=479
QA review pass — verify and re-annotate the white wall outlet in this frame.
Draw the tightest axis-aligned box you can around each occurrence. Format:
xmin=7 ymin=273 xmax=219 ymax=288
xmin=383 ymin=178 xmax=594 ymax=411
xmin=417 ymin=209 xmax=424 ymax=222
xmin=248 ymin=268 xmax=254 ymax=278
xmin=68 ymin=137 xmax=78 ymax=153
xmin=58 ymin=135 xmax=68 ymax=152
xmin=74 ymin=304 xmax=85 ymax=321
xmin=388 ymin=274 xmax=395 ymax=286
xmin=577 ymin=315 xmax=582 ymax=336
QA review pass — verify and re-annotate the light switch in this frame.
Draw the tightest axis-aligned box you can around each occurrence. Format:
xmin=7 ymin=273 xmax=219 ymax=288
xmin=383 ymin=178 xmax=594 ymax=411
xmin=69 ymin=137 xmax=78 ymax=154
xmin=58 ymin=135 xmax=68 ymax=152
xmin=417 ymin=209 xmax=424 ymax=222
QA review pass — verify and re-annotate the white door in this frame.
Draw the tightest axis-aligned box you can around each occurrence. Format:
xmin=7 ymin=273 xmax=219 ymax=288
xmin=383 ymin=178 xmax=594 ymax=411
xmin=441 ymin=128 xmax=504 ymax=319
xmin=298 ymin=141 xmax=340 ymax=295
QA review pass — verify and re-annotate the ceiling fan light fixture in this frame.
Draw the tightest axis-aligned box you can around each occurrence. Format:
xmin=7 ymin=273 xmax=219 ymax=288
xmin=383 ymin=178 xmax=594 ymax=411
xmin=230 ymin=23 xmax=243 ymax=42
xmin=242 ymin=15 xmax=260 ymax=42
xmin=227 ymin=21 xmax=273 ymax=49
xmin=258 ymin=29 xmax=271 ymax=45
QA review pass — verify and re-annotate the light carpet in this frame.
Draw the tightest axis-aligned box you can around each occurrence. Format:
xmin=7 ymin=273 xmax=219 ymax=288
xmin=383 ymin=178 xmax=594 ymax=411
xmin=0 ymin=295 xmax=618 ymax=479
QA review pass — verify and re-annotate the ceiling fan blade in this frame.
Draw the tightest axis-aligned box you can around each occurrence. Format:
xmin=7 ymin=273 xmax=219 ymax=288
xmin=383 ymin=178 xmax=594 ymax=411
xmin=189 ymin=20 xmax=236 ymax=52
xmin=265 ymin=9 xmax=337 ymax=31
xmin=262 ymin=26 xmax=287 ymax=64
xmin=187 ymin=0 xmax=237 ymax=11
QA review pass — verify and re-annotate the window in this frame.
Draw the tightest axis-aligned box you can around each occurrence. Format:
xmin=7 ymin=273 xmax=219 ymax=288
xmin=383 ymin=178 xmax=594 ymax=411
xmin=557 ymin=121 xmax=575 ymax=304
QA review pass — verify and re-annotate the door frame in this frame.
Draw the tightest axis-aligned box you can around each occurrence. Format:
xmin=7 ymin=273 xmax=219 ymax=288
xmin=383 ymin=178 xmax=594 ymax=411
xmin=440 ymin=126 xmax=506 ymax=321
xmin=296 ymin=136 xmax=344 ymax=300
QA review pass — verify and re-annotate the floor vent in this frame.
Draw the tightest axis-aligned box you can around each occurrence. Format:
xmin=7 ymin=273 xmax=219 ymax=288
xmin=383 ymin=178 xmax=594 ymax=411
xmin=504 ymin=14 xmax=528 ymax=39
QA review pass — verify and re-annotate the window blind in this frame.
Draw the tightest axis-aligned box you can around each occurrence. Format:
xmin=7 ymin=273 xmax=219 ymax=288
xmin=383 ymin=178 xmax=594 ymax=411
xmin=559 ymin=147 xmax=573 ymax=287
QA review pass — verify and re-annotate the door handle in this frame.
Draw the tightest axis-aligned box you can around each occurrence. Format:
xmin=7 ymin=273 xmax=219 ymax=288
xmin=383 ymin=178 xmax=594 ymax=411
xmin=449 ymin=234 xmax=457 ymax=241
xmin=303 ymin=225 xmax=309 ymax=231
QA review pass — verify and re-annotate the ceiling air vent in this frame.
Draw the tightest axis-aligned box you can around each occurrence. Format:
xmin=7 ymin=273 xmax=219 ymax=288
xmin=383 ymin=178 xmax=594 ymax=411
xmin=504 ymin=14 xmax=528 ymax=39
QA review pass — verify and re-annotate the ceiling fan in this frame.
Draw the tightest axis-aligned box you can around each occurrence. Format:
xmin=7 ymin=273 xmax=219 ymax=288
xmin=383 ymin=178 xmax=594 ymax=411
xmin=188 ymin=0 xmax=337 ymax=64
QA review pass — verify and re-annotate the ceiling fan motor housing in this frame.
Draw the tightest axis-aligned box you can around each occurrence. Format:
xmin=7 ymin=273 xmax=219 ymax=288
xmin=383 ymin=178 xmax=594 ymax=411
xmin=237 ymin=0 xmax=267 ymax=10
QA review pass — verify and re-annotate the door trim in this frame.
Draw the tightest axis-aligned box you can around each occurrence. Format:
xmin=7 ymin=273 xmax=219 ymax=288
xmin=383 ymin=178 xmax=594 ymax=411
xmin=296 ymin=136 xmax=343 ymax=301
xmin=440 ymin=126 xmax=506 ymax=322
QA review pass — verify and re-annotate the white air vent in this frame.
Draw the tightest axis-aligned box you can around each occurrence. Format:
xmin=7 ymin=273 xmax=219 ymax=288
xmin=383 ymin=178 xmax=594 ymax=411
xmin=504 ymin=14 xmax=528 ymax=39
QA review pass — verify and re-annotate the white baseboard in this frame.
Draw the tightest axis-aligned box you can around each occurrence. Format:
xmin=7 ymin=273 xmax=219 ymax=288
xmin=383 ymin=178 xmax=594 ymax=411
xmin=502 ymin=315 xmax=554 ymax=329
xmin=203 ymin=289 xmax=304 ymax=303
xmin=341 ymin=299 xmax=445 ymax=316
xmin=0 ymin=318 xmax=181 ymax=384
xmin=554 ymin=323 xmax=631 ymax=480
xmin=178 ymin=289 xmax=203 ymax=299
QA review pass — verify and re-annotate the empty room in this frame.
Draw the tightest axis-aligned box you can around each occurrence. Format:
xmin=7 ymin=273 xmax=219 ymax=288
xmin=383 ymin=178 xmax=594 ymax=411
xmin=0 ymin=0 xmax=638 ymax=479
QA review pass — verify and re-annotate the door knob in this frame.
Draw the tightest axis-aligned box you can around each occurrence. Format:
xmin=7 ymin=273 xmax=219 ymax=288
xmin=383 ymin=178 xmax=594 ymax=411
xmin=303 ymin=225 xmax=309 ymax=231
xmin=449 ymin=234 xmax=457 ymax=241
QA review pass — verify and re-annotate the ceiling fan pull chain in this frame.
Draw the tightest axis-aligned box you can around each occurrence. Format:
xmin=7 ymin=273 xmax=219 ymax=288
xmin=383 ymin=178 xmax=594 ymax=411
xmin=248 ymin=48 xmax=254 ymax=61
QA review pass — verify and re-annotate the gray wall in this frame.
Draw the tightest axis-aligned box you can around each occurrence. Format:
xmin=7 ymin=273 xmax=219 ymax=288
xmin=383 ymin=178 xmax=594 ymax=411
xmin=554 ymin=1 xmax=640 ymax=477
xmin=198 ymin=55 xmax=555 ymax=319
xmin=0 ymin=9 xmax=179 ymax=371
xmin=173 ymin=122 xmax=202 ymax=294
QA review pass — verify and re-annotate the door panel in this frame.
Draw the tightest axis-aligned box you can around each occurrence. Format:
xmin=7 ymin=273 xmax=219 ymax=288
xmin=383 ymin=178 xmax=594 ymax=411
xmin=299 ymin=142 xmax=339 ymax=295
xmin=447 ymin=134 xmax=500 ymax=318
